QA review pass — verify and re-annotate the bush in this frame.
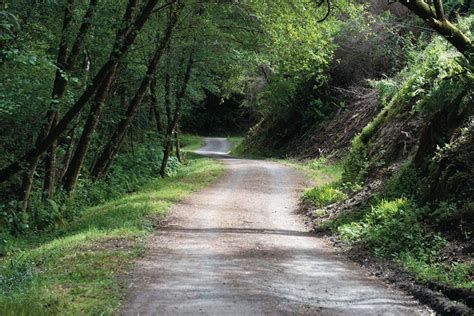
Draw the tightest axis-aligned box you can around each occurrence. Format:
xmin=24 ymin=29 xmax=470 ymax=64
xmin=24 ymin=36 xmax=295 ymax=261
xmin=1 ymin=140 xmax=183 ymax=235
xmin=303 ymin=184 xmax=346 ymax=207
xmin=371 ymin=78 xmax=399 ymax=108
xmin=401 ymin=255 xmax=474 ymax=290
xmin=338 ymin=198 xmax=445 ymax=257
xmin=383 ymin=162 xmax=425 ymax=200
xmin=341 ymin=137 xmax=368 ymax=185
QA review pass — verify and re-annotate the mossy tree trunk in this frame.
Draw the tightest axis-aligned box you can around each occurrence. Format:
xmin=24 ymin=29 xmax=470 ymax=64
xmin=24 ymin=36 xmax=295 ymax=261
xmin=398 ymin=0 xmax=473 ymax=60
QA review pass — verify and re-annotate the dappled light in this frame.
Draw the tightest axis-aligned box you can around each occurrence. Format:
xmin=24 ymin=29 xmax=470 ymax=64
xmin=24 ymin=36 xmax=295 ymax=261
xmin=0 ymin=0 xmax=472 ymax=314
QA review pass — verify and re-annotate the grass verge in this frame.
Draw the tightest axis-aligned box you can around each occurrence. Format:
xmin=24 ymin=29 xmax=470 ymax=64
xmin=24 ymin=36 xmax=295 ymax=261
xmin=277 ymin=156 xmax=343 ymax=186
xmin=181 ymin=134 xmax=205 ymax=151
xmin=0 ymin=156 xmax=224 ymax=315
xmin=228 ymin=136 xmax=244 ymax=151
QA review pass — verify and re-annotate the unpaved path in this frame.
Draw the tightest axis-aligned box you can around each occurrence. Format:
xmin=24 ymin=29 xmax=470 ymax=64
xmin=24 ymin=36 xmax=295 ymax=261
xmin=124 ymin=138 xmax=429 ymax=315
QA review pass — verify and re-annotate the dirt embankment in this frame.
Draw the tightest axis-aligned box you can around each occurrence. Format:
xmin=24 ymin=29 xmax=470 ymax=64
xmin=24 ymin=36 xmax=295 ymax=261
xmin=241 ymin=86 xmax=382 ymax=159
xmin=290 ymin=87 xmax=381 ymax=159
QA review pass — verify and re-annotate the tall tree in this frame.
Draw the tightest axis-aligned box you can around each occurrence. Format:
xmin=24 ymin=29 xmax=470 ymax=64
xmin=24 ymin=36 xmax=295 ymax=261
xmin=42 ymin=0 xmax=99 ymax=199
xmin=160 ymin=51 xmax=194 ymax=177
xmin=91 ymin=1 xmax=183 ymax=181
xmin=150 ymin=77 xmax=165 ymax=133
xmin=19 ymin=0 xmax=76 ymax=211
xmin=0 ymin=0 xmax=161 ymax=184
xmin=62 ymin=0 xmax=139 ymax=194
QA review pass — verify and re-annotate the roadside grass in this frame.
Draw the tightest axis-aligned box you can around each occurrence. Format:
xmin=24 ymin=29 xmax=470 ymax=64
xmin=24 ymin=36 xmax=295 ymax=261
xmin=181 ymin=135 xmax=243 ymax=153
xmin=304 ymin=160 xmax=474 ymax=292
xmin=229 ymin=144 xmax=266 ymax=158
xmin=303 ymin=184 xmax=346 ymax=207
xmin=334 ymin=197 xmax=473 ymax=291
xmin=228 ymin=136 xmax=244 ymax=151
xmin=181 ymin=134 xmax=205 ymax=151
xmin=0 ymin=156 xmax=224 ymax=315
xmin=276 ymin=156 xmax=343 ymax=186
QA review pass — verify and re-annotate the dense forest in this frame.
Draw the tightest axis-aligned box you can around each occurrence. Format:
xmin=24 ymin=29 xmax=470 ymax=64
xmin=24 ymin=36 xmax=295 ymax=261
xmin=0 ymin=0 xmax=473 ymax=314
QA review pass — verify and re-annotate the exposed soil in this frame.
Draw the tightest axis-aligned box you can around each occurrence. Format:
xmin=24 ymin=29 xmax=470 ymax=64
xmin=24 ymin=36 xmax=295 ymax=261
xmin=290 ymin=87 xmax=382 ymax=159
xmin=123 ymin=138 xmax=431 ymax=315
xmin=241 ymin=86 xmax=383 ymax=159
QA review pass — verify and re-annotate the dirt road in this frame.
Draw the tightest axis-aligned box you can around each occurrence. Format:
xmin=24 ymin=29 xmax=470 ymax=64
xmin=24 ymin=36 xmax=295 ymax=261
xmin=124 ymin=138 xmax=429 ymax=315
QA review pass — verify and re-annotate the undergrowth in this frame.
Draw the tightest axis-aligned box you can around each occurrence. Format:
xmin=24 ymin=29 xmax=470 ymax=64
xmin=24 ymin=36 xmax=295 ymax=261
xmin=279 ymin=155 xmax=343 ymax=186
xmin=0 ymin=139 xmax=182 ymax=236
xmin=306 ymin=37 xmax=474 ymax=293
xmin=303 ymin=184 xmax=346 ymax=208
xmin=0 ymin=154 xmax=224 ymax=315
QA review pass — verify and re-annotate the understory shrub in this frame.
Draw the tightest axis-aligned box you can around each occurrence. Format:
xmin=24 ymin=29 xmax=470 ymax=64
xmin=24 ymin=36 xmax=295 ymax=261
xmin=338 ymin=198 xmax=446 ymax=258
xmin=341 ymin=137 xmax=368 ymax=185
xmin=382 ymin=162 xmax=426 ymax=200
xmin=303 ymin=184 xmax=346 ymax=207
xmin=401 ymin=255 xmax=474 ymax=290
xmin=1 ymin=141 xmax=182 ymax=235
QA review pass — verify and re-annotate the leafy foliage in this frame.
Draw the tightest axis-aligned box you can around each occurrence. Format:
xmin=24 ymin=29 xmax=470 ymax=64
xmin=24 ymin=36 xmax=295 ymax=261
xmin=0 ymin=156 xmax=224 ymax=314
xmin=303 ymin=184 xmax=346 ymax=207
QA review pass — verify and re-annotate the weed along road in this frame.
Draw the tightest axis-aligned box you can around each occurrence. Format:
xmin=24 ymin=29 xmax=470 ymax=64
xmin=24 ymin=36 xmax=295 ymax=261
xmin=124 ymin=138 xmax=429 ymax=315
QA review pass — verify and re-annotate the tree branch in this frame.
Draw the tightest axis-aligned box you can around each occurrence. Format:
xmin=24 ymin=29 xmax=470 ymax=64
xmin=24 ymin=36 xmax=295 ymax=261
xmin=433 ymin=0 xmax=445 ymax=20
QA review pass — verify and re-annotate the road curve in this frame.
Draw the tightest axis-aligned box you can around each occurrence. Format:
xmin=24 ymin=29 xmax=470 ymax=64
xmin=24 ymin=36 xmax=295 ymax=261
xmin=124 ymin=138 xmax=429 ymax=315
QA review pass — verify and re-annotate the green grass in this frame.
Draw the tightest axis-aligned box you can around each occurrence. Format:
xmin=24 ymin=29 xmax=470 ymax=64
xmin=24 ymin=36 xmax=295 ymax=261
xmin=303 ymin=184 xmax=346 ymax=207
xmin=323 ymin=195 xmax=473 ymax=291
xmin=181 ymin=135 xmax=243 ymax=153
xmin=402 ymin=256 xmax=474 ymax=291
xmin=313 ymin=193 xmax=474 ymax=291
xmin=0 ymin=156 xmax=224 ymax=315
xmin=180 ymin=134 xmax=205 ymax=151
xmin=228 ymin=136 xmax=244 ymax=151
xmin=228 ymin=136 xmax=271 ymax=157
xmin=291 ymin=154 xmax=473 ymax=291
xmin=278 ymin=156 xmax=343 ymax=186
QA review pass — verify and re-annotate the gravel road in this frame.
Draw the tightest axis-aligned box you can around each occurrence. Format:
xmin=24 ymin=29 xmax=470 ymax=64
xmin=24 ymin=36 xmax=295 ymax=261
xmin=124 ymin=138 xmax=430 ymax=315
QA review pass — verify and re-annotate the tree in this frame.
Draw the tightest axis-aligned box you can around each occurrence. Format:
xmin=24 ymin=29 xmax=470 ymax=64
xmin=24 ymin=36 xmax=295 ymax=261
xmin=319 ymin=0 xmax=473 ymax=59
xmin=62 ymin=0 xmax=138 ymax=194
xmin=19 ymin=0 xmax=99 ymax=210
xmin=0 ymin=0 xmax=161 ymax=184
xmin=90 ymin=1 xmax=183 ymax=181
xmin=160 ymin=51 xmax=195 ymax=177
xmin=397 ymin=0 xmax=472 ymax=59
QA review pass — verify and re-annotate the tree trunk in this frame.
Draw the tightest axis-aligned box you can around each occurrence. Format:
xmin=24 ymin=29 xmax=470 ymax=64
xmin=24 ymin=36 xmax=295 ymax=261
xmin=150 ymin=77 xmax=164 ymax=133
xmin=0 ymin=0 xmax=158 ymax=184
xmin=60 ymin=124 xmax=78 ymax=181
xmin=175 ymin=127 xmax=181 ymax=163
xmin=159 ymin=73 xmax=173 ymax=178
xmin=42 ymin=0 xmax=100 ymax=199
xmin=19 ymin=159 xmax=40 ymax=213
xmin=160 ymin=138 xmax=172 ymax=177
xmin=91 ymin=4 xmax=182 ymax=180
xmin=61 ymin=0 xmax=137 ymax=194
xmin=398 ymin=0 xmax=473 ymax=59
xmin=160 ymin=52 xmax=194 ymax=177
xmin=43 ymin=113 xmax=59 ymax=199
xmin=62 ymin=66 xmax=118 ymax=194
xmin=19 ymin=0 xmax=75 ymax=210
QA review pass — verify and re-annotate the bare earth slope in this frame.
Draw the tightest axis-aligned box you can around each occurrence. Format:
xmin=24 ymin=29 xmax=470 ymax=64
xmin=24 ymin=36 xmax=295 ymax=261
xmin=124 ymin=138 xmax=429 ymax=315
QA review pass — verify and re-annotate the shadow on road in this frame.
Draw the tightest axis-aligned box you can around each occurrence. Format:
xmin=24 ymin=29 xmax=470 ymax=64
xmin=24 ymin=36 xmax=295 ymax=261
xmin=159 ymin=226 xmax=315 ymax=237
